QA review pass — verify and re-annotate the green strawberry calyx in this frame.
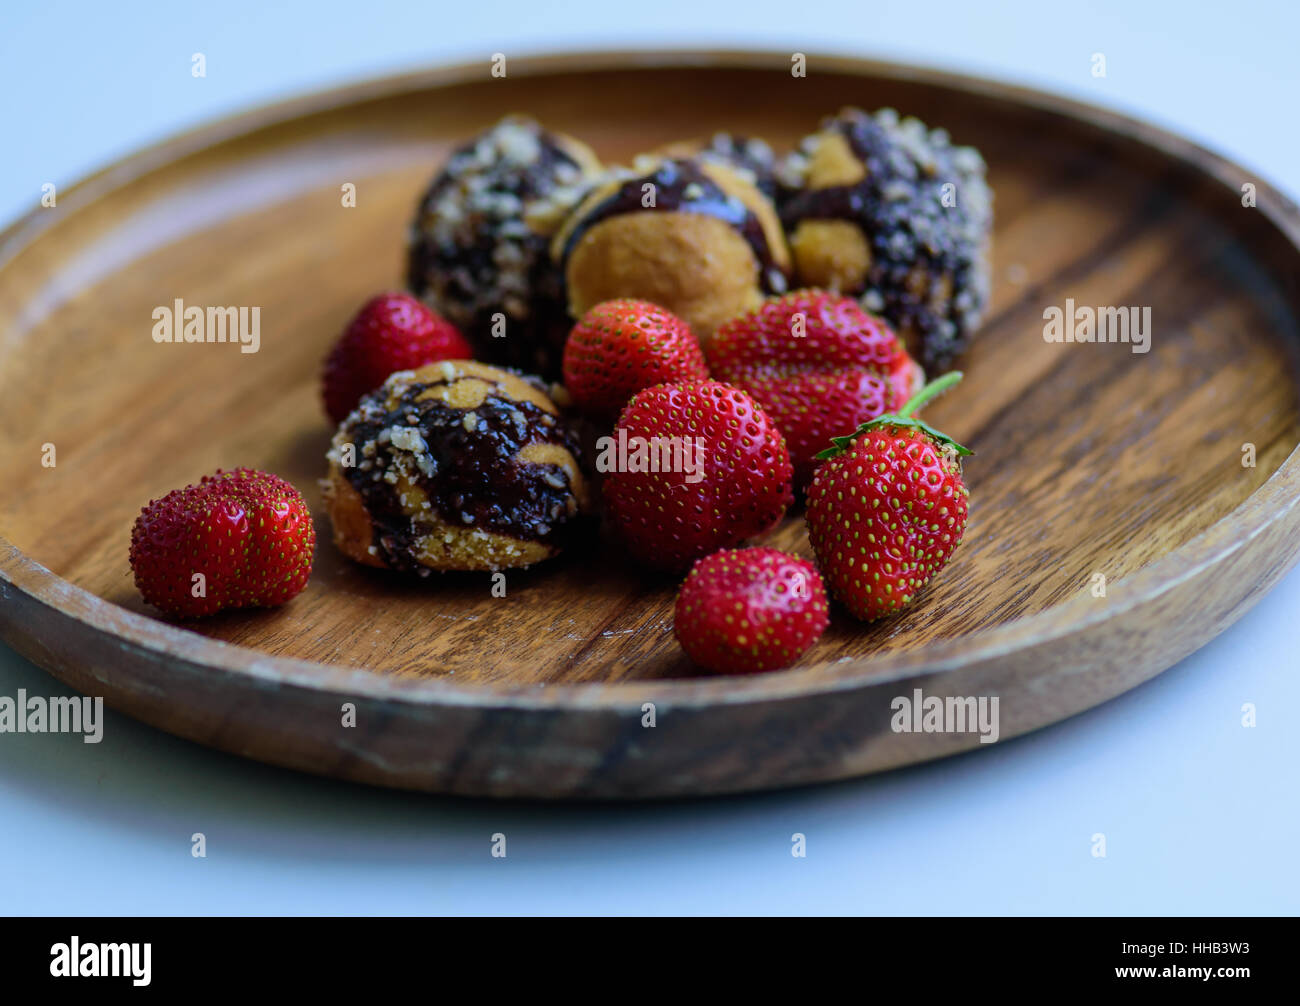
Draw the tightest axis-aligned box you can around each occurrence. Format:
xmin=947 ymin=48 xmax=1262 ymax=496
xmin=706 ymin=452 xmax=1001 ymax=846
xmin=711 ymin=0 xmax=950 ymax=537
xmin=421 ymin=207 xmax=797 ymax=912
xmin=814 ymin=371 xmax=973 ymax=460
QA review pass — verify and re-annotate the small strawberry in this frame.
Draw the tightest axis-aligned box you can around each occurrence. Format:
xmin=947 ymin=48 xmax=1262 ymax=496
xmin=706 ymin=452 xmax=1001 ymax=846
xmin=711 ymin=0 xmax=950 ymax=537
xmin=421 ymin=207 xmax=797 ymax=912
xmin=674 ymin=547 xmax=829 ymax=674
xmin=708 ymin=290 xmax=925 ymax=487
xmin=130 ymin=468 xmax=315 ymax=618
xmin=562 ymin=299 xmax=710 ymax=416
xmin=603 ymin=380 xmax=794 ymax=571
xmin=322 ymin=292 xmax=472 ymax=423
xmin=806 ymin=372 xmax=971 ymax=621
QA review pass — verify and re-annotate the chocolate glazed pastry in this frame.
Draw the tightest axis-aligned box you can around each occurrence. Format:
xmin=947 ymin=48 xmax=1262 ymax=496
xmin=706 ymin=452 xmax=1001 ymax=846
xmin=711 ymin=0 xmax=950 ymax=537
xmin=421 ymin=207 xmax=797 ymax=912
xmin=406 ymin=116 xmax=604 ymax=378
xmin=779 ymin=107 xmax=993 ymax=369
xmin=322 ymin=360 xmax=588 ymax=573
xmin=553 ymin=156 xmax=791 ymax=344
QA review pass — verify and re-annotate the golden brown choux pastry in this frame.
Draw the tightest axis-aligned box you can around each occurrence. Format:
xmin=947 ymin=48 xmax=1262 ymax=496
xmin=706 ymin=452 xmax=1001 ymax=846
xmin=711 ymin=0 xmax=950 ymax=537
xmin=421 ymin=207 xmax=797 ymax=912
xmin=553 ymin=156 xmax=791 ymax=344
xmin=323 ymin=360 xmax=587 ymax=573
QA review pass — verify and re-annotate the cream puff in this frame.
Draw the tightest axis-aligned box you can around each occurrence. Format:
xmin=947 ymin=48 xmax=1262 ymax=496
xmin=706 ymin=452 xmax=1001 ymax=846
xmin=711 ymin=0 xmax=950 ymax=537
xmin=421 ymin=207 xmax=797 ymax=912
xmin=323 ymin=360 xmax=587 ymax=573
xmin=553 ymin=155 xmax=791 ymax=344
xmin=406 ymin=116 xmax=603 ymax=377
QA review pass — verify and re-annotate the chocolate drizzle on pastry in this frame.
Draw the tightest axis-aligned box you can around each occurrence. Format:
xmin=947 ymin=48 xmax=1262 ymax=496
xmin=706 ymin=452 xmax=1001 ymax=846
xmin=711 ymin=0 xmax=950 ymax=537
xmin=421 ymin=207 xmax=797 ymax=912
xmin=329 ymin=362 xmax=584 ymax=573
xmin=558 ymin=158 xmax=787 ymax=294
xmin=779 ymin=107 xmax=992 ymax=368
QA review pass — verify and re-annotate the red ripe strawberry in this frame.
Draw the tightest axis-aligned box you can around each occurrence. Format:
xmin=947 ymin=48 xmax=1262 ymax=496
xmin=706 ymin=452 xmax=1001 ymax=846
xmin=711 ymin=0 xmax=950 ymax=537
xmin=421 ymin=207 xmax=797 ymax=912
xmin=709 ymin=290 xmax=920 ymax=397
xmin=674 ymin=547 xmax=829 ymax=674
xmin=806 ymin=373 xmax=971 ymax=620
xmin=322 ymin=292 xmax=472 ymax=423
xmin=130 ymin=468 xmax=315 ymax=618
xmin=563 ymin=299 xmax=710 ymax=416
xmin=708 ymin=291 xmax=924 ymax=487
xmin=602 ymin=380 xmax=793 ymax=571
xmin=738 ymin=368 xmax=894 ymax=490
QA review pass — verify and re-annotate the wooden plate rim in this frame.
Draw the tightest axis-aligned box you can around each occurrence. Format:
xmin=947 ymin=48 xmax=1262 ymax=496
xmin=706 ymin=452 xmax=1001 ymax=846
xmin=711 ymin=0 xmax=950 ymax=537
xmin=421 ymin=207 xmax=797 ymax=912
xmin=2 ymin=48 xmax=1299 ymax=711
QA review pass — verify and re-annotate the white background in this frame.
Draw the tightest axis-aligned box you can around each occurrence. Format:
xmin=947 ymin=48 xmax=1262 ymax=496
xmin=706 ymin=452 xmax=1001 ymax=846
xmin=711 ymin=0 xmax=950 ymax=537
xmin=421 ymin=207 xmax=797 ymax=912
xmin=1 ymin=0 xmax=1297 ymax=914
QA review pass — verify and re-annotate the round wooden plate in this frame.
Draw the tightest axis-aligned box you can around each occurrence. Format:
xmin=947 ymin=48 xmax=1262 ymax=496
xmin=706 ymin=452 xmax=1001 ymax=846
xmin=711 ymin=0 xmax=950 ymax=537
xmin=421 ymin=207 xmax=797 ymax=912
xmin=2 ymin=52 xmax=1299 ymax=799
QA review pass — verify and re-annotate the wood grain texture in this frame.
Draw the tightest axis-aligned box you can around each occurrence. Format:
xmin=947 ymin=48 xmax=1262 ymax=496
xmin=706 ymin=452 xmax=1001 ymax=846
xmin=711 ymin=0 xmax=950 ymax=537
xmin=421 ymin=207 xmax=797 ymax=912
xmin=1 ymin=51 xmax=1299 ymax=797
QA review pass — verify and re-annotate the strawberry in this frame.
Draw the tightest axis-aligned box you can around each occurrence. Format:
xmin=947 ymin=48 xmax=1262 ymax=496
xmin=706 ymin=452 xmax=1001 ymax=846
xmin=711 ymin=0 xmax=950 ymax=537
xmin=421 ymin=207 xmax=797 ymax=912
xmin=806 ymin=372 xmax=970 ymax=620
xmin=322 ymin=292 xmax=472 ymax=423
xmin=562 ymin=299 xmax=710 ymax=416
xmin=736 ymin=368 xmax=894 ymax=490
xmin=674 ymin=547 xmax=829 ymax=674
xmin=130 ymin=468 xmax=315 ymax=618
xmin=602 ymin=380 xmax=793 ymax=571
xmin=708 ymin=290 xmax=925 ymax=487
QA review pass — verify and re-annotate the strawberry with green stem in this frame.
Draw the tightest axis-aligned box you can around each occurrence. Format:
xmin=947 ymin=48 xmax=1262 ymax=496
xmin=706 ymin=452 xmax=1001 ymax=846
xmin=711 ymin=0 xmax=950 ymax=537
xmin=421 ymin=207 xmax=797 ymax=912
xmin=806 ymin=371 xmax=971 ymax=620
